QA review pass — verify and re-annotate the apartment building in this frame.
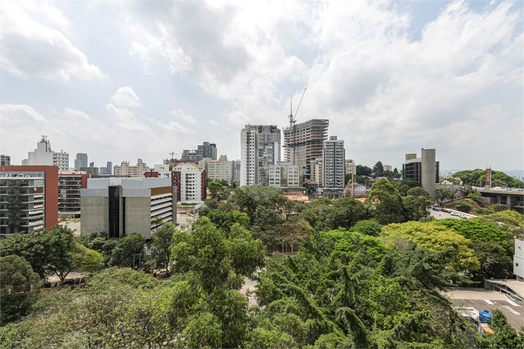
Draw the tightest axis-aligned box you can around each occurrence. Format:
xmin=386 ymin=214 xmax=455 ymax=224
xmin=1 ymin=155 xmax=10 ymax=166
xmin=172 ymin=163 xmax=207 ymax=202
xmin=23 ymin=136 xmax=69 ymax=171
xmin=267 ymin=163 xmax=303 ymax=188
xmin=58 ymin=172 xmax=90 ymax=218
xmin=345 ymin=159 xmax=356 ymax=175
xmin=198 ymin=142 xmax=217 ymax=160
xmin=310 ymin=158 xmax=323 ymax=186
xmin=283 ymin=119 xmax=329 ymax=181
xmin=199 ymin=155 xmax=232 ymax=184
xmin=114 ymin=161 xmax=151 ymax=178
xmin=81 ymin=178 xmax=176 ymax=239
xmin=322 ymin=136 xmax=345 ymax=190
xmin=0 ymin=166 xmax=59 ymax=235
xmin=240 ymin=125 xmax=281 ymax=186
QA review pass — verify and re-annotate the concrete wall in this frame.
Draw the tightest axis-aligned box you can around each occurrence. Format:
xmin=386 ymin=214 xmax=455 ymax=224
xmin=81 ymin=196 xmax=108 ymax=235
xmin=421 ymin=149 xmax=436 ymax=197
xmin=514 ymin=239 xmax=524 ymax=281
xmin=125 ymin=197 xmax=152 ymax=239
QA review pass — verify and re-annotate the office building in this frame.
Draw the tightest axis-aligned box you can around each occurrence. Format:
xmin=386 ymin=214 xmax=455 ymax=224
xmin=1 ymin=155 xmax=11 ymax=166
xmin=198 ymin=142 xmax=217 ymax=160
xmin=240 ymin=125 xmax=281 ymax=186
xmin=172 ymin=163 xmax=207 ymax=202
xmin=322 ymin=136 xmax=345 ymax=190
xmin=402 ymin=149 xmax=439 ymax=197
xmin=283 ymin=119 xmax=329 ymax=181
xmin=58 ymin=172 xmax=90 ymax=218
xmin=23 ymin=136 xmax=69 ymax=171
xmin=74 ymin=153 xmax=88 ymax=170
xmin=345 ymin=159 xmax=356 ymax=175
xmin=81 ymin=178 xmax=176 ymax=239
xmin=199 ymin=155 xmax=232 ymax=184
xmin=107 ymin=161 xmax=113 ymax=176
xmin=181 ymin=150 xmax=203 ymax=163
xmin=0 ymin=166 xmax=59 ymax=235
xmin=267 ymin=163 xmax=303 ymax=188
xmin=114 ymin=161 xmax=151 ymax=178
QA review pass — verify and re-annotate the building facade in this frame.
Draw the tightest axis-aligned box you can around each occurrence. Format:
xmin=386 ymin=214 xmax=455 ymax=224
xmin=322 ymin=136 xmax=345 ymax=190
xmin=310 ymin=158 xmax=323 ymax=186
xmin=114 ymin=161 xmax=151 ymax=178
xmin=240 ymin=125 xmax=281 ymax=186
xmin=58 ymin=172 xmax=90 ymax=218
xmin=107 ymin=161 xmax=113 ymax=176
xmin=283 ymin=119 xmax=329 ymax=181
xmin=81 ymin=178 xmax=176 ymax=239
xmin=402 ymin=149 xmax=439 ymax=197
xmin=0 ymin=166 xmax=59 ymax=235
xmin=1 ymin=155 xmax=11 ymax=166
xmin=199 ymin=155 xmax=232 ymax=183
xmin=198 ymin=142 xmax=217 ymax=160
xmin=172 ymin=163 xmax=207 ymax=202
xmin=181 ymin=150 xmax=203 ymax=163
xmin=345 ymin=159 xmax=356 ymax=175
xmin=75 ymin=153 xmax=88 ymax=170
xmin=267 ymin=163 xmax=303 ymax=188
xmin=24 ymin=136 xmax=69 ymax=171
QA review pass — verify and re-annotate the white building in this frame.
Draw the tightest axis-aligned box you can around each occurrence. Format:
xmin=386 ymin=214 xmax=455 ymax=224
xmin=322 ymin=136 xmax=345 ymax=190
xmin=173 ymin=163 xmax=206 ymax=202
xmin=153 ymin=164 xmax=171 ymax=178
xmin=23 ymin=136 xmax=69 ymax=171
xmin=114 ymin=161 xmax=151 ymax=178
xmin=383 ymin=164 xmax=392 ymax=172
xmin=345 ymin=159 xmax=356 ymax=175
xmin=310 ymin=158 xmax=323 ymax=186
xmin=515 ymin=239 xmax=524 ymax=281
xmin=240 ymin=125 xmax=281 ymax=186
xmin=200 ymin=155 xmax=232 ymax=183
xmin=268 ymin=163 xmax=303 ymax=188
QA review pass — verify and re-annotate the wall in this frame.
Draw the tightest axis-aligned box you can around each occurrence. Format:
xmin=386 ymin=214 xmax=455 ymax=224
xmin=81 ymin=196 xmax=108 ymax=235
xmin=125 ymin=196 xmax=152 ymax=239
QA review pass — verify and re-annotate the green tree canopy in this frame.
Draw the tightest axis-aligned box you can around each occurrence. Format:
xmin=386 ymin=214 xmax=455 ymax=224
xmin=365 ymin=179 xmax=406 ymax=225
xmin=349 ymin=219 xmax=382 ymax=237
xmin=326 ymin=197 xmax=369 ymax=230
xmin=356 ymin=165 xmax=372 ymax=176
xmin=151 ymin=222 xmax=176 ymax=271
xmin=230 ymin=185 xmax=283 ymax=223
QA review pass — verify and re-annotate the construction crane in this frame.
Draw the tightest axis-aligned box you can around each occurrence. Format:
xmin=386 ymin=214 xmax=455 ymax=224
xmin=288 ymin=88 xmax=307 ymax=165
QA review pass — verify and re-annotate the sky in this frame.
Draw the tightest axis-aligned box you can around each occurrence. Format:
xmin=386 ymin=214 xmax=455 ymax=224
xmin=1 ymin=0 xmax=523 ymax=172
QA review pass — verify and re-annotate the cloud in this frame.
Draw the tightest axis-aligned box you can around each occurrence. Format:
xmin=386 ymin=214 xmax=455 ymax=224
xmin=150 ymin=118 xmax=193 ymax=134
xmin=0 ymin=0 xmax=105 ymax=82
xmin=64 ymin=108 xmax=91 ymax=121
xmin=208 ymin=120 xmax=219 ymax=126
xmin=0 ymin=104 xmax=48 ymax=124
xmin=171 ymin=109 xmax=197 ymax=125
xmin=110 ymin=87 xmax=141 ymax=107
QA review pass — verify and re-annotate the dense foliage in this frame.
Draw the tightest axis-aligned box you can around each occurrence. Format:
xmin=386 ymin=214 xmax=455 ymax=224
xmin=454 ymin=169 xmax=523 ymax=187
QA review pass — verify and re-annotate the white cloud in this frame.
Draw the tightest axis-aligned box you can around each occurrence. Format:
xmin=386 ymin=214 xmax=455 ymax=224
xmin=209 ymin=120 xmax=219 ymax=125
xmin=64 ymin=108 xmax=91 ymax=121
xmin=0 ymin=104 xmax=48 ymax=124
xmin=0 ymin=0 xmax=105 ymax=82
xmin=110 ymin=87 xmax=141 ymax=107
xmin=171 ymin=109 xmax=197 ymax=125
xmin=150 ymin=118 xmax=193 ymax=134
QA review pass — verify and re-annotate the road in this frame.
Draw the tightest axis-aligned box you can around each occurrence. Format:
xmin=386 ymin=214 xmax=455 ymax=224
xmin=429 ymin=208 xmax=476 ymax=220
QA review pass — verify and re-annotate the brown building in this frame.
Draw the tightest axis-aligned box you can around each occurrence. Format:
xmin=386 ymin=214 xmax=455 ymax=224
xmin=0 ymin=165 xmax=59 ymax=234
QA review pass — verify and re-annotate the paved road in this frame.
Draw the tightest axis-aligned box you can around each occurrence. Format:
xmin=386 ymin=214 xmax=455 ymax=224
xmin=429 ymin=208 xmax=476 ymax=220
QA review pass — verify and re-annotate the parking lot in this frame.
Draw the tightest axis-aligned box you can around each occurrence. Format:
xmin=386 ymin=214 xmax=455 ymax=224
xmin=429 ymin=207 xmax=476 ymax=220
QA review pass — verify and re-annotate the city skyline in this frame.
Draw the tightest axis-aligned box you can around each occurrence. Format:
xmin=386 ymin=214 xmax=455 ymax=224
xmin=1 ymin=0 xmax=523 ymax=171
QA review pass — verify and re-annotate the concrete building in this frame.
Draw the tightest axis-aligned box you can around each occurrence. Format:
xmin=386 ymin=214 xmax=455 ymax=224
xmin=199 ymin=155 xmax=232 ymax=184
xmin=310 ymin=158 xmax=323 ymax=186
xmin=322 ymin=136 xmax=345 ymax=190
xmin=172 ymin=163 xmax=207 ymax=202
xmin=240 ymin=125 xmax=281 ymax=186
xmin=515 ymin=239 xmax=524 ymax=281
xmin=345 ymin=159 xmax=356 ymax=175
xmin=1 ymin=155 xmax=11 ymax=166
xmin=23 ymin=136 xmax=69 ymax=171
xmin=74 ymin=153 xmax=88 ymax=170
xmin=114 ymin=161 xmax=151 ymax=178
xmin=383 ymin=165 xmax=392 ymax=172
xmin=0 ymin=166 xmax=59 ymax=235
xmin=402 ymin=149 xmax=439 ymax=197
xmin=107 ymin=161 xmax=113 ymax=176
xmin=283 ymin=119 xmax=329 ymax=181
xmin=231 ymin=160 xmax=241 ymax=181
xmin=181 ymin=150 xmax=203 ymax=163
xmin=58 ymin=172 xmax=90 ymax=219
xmin=267 ymin=163 xmax=303 ymax=188
xmin=81 ymin=178 xmax=176 ymax=239
xmin=198 ymin=142 xmax=217 ymax=160
xmin=153 ymin=164 xmax=171 ymax=178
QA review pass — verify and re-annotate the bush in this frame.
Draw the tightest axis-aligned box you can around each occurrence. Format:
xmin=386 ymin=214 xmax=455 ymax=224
xmin=491 ymin=203 xmax=507 ymax=212
xmin=455 ymin=200 xmax=473 ymax=213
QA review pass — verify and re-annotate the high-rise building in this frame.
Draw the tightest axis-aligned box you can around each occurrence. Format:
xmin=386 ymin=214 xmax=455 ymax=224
xmin=24 ymin=136 xmax=69 ymax=171
xmin=310 ymin=158 xmax=323 ymax=186
xmin=402 ymin=149 xmax=439 ymax=197
xmin=138 ymin=158 xmax=143 ymax=164
xmin=1 ymin=155 xmax=11 ymax=166
xmin=171 ymin=163 xmax=207 ymax=202
xmin=58 ymin=172 xmax=90 ymax=218
xmin=322 ymin=136 xmax=345 ymax=190
xmin=240 ymin=125 xmax=281 ymax=186
xmin=345 ymin=159 xmax=356 ymax=175
xmin=283 ymin=119 xmax=329 ymax=181
xmin=181 ymin=150 xmax=203 ymax=163
xmin=89 ymin=162 xmax=95 ymax=168
xmin=267 ymin=163 xmax=303 ymax=188
xmin=114 ymin=161 xmax=151 ymax=178
xmin=199 ymin=155 xmax=232 ymax=183
xmin=0 ymin=166 xmax=59 ymax=235
xmin=107 ymin=161 xmax=113 ymax=176
xmin=75 ymin=153 xmax=88 ymax=170
xmin=81 ymin=178 xmax=176 ymax=239
xmin=198 ymin=142 xmax=217 ymax=160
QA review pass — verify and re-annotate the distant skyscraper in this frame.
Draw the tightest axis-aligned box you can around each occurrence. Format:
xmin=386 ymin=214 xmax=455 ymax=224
xmin=138 ymin=158 xmax=143 ymax=164
xmin=198 ymin=142 xmax=217 ymax=160
xmin=240 ymin=125 xmax=281 ymax=186
xmin=283 ymin=119 xmax=328 ymax=181
xmin=89 ymin=162 xmax=94 ymax=168
xmin=1 ymin=155 xmax=10 ymax=166
xmin=107 ymin=161 xmax=113 ymax=175
xmin=75 ymin=153 xmax=88 ymax=170
xmin=322 ymin=136 xmax=345 ymax=190
xmin=24 ymin=136 xmax=69 ymax=171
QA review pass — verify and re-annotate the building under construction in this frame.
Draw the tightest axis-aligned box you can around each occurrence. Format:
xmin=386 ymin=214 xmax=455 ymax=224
xmin=283 ymin=119 xmax=329 ymax=181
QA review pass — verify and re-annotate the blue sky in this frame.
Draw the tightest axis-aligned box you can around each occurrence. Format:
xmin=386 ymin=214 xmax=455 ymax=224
xmin=1 ymin=0 xmax=523 ymax=172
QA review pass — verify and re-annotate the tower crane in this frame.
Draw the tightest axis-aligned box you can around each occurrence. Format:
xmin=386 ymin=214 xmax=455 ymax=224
xmin=288 ymin=88 xmax=307 ymax=165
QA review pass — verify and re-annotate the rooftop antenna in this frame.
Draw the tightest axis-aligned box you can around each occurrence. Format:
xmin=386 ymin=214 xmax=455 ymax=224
xmin=288 ymin=88 xmax=307 ymax=165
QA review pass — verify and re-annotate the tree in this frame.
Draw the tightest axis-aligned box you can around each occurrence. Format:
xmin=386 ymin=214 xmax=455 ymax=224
xmin=381 ymin=221 xmax=479 ymax=272
xmin=151 ymin=222 xmax=176 ymax=271
xmin=475 ymin=309 xmax=524 ymax=349
xmin=206 ymin=209 xmax=250 ymax=236
xmin=434 ymin=188 xmax=452 ymax=204
xmin=230 ymin=185 xmax=282 ymax=223
xmin=404 ymin=187 xmax=432 ymax=221
xmin=372 ymin=161 xmax=384 ymax=177
xmin=365 ymin=179 xmax=405 ymax=225
xmin=109 ymin=233 xmax=145 ymax=268
xmin=0 ymin=255 xmax=42 ymax=324
xmin=250 ymin=205 xmax=286 ymax=249
xmin=282 ymin=216 xmax=313 ymax=253
xmin=208 ymin=180 xmax=225 ymax=200
xmin=350 ymin=220 xmax=382 ymax=237
xmin=356 ymin=165 xmax=372 ymax=177
xmin=326 ymin=197 xmax=369 ymax=230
